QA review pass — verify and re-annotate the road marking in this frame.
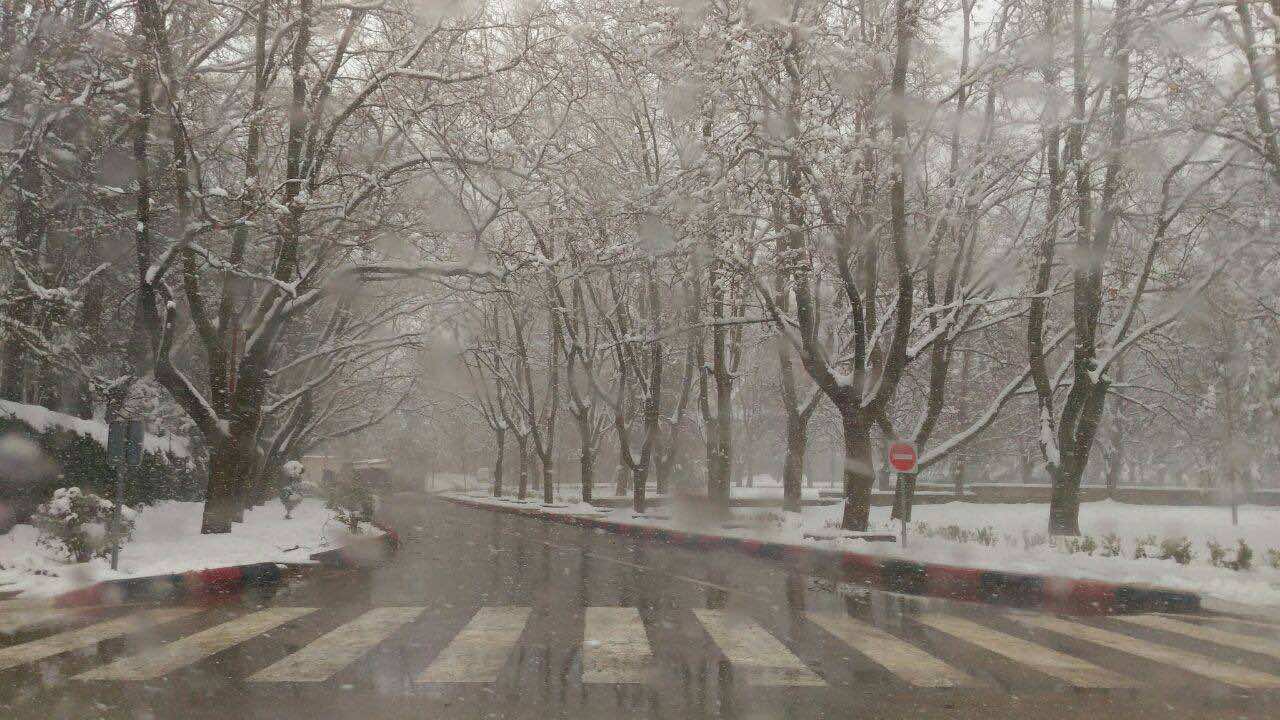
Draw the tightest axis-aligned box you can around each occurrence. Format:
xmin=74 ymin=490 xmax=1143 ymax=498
xmin=1115 ymin=614 xmax=1280 ymax=661
xmin=915 ymin=614 xmax=1132 ymax=688
xmin=583 ymin=607 xmax=654 ymax=683
xmin=0 ymin=609 xmax=82 ymax=635
xmin=807 ymin=613 xmax=974 ymax=687
xmin=1014 ymin=614 xmax=1280 ymax=690
xmin=249 ymin=607 xmax=425 ymax=682
xmin=416 ymin=607 xmax=530 ymax=683
xmin=76 ymin=607 xmax=315 ymax=681
xmin=0 ymin=608 xmax=201 ymax=672
xmin=693 ymin=610 xmax=824 ymax=686
xmin=534 ymin=538 xmax=737 ymax=593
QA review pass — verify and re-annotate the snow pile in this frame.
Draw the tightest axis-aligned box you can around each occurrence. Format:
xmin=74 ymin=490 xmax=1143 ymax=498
xmin=0 ymin=399 xmax=189 ymax=458
xmin=0 ymin=498 xmax=378 ymax=598
xmin=449 ymin=493 xmax=1280 ymax=608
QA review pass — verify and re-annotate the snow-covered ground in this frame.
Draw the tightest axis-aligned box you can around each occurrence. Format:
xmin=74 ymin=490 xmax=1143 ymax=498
xmin=0 ymin=498 xmax=375 ymax=598
xmin=450 ymin=491 xmax=1280 ymax=609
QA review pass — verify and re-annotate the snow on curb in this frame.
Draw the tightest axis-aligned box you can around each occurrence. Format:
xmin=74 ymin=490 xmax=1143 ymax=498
xmin=443 ymin=494 xmax=1199 ymax=615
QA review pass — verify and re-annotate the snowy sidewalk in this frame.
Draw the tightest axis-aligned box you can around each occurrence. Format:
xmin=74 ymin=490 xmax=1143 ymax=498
xmin=0 ymin=499 xmax=381 ymax=599
xmin=444 ymin=491 xmax=1280 ymax=611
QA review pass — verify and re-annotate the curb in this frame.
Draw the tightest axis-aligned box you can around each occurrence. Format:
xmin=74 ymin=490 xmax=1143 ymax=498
xmin=48 ymin=524 xmax=402 ymax=608
xmin=307 ymin=521 xmax=400 ymax=567
xmin=51 ymin=562 xmax=285 ymax=607
xmin=443 ymin=494 xmax=1200 ymax=616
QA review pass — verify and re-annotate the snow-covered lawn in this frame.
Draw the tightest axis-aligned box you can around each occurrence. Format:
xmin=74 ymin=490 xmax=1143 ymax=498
xmin=0 ymin=498 xmax=375 ymax=598
xmin=453 ymin=491 xmax=1280 ymax=609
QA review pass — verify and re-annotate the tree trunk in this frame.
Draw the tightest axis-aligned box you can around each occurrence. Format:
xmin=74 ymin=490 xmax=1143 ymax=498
xmin=517 ymin=440 xmax=528 ymax=500
xmin=1048 ymin=465 xmax=1082 ymax=536
xmin=632 ymin=464 xmax=648 ymax=514
xmin=840 ymin=414 xmax=875 ymax=531
xmin=493 ymin=428 xmax=505 ymax=497
xmin=577 ymin=417 xmax=594 ymax=503
xmin=953 ymin=456 xmax=968 ymax=499
xmin=542 ymin=458 xmax=554 ymax=504
xmin=782 ymin=420 xmax=806 ymax=514
xmin=201 ymin=442 xmax=241 ymax=534
xmin=0 ymin=150 xmax=42 ymax=402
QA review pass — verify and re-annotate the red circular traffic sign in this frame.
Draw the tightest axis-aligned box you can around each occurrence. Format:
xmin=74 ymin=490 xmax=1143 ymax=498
xmin=888 ymin=442 xmax=918 ymax=473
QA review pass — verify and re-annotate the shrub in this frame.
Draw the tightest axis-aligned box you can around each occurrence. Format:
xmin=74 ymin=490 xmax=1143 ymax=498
xmin=1158 ymin=536 xmax=1195 ymax=565
xmin=1100 ymin=533 xmax=1122 ymax=558
xmin=1022 ymin=530 xmax=1048 ymax=550
xmin=278 ymin=460 xmax=305 ymax=520
xmin=321 ymin=472 xmax=373 ymax=533
xmin=1267 ymin=548 xmax=1280 ymax=570
xmin=1133 ymin=535 xmax=1157 ymax=559
xmin=1235 ymin=540 xmax=1254 ymax=571
xmin=0 ymin=414 xmax=201 ymax=525
xmin=32 ymin=487 xmax=135 ymax=562
xmin=1207 ymin=540 xmax=1229 ymax=568
xmin=974 ymin=526 xmax=998 ymax=547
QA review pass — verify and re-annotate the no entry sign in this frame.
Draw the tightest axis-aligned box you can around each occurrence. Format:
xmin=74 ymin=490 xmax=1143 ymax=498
xmin=888 ymin=441 xmax=918 ymax=473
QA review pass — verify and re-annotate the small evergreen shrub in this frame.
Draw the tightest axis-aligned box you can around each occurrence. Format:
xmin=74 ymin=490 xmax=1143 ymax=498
xmin=1234 ymin=540 xmax=1254 ymax=571
xmin=1207 ymin=539 xmax=1229 ymax=568
xmin=1158 ymin=536 xmax=1195 ymax=565
xmin=32 ymin=487 xmax=135 ymax=562
xmin=1267 ymin=548 xmax=1280 ymax=570
xmin=1133 ymin=535 xmax=1157 ymax=559
xmin=1100 ymin=533 xmax=1122 ymax=557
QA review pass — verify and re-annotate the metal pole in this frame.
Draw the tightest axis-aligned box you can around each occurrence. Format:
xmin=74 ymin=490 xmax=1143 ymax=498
xmin=110 ymin=460 xmax=125 ymax=570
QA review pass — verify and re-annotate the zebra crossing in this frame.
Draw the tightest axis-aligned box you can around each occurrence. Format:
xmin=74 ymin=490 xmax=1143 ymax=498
xmin=2 ymin=605 xmax=1279 ymax=691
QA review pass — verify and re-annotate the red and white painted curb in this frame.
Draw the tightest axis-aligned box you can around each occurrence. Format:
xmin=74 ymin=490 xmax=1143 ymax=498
xmin=49 ymin=523 xmax=401 ymax=608
xmin=443 ymin=494 xmax=1200 ymax=616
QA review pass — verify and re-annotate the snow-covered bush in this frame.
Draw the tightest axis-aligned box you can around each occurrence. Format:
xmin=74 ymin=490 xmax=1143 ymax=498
xmin=279 ymin=460 xmax=306 ymax=520
xmin=32 ymin=487 xmax=135 ymax=562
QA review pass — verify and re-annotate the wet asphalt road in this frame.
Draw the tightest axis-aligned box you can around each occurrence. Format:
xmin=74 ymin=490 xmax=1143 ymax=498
xmin=2 ymin=492 xmax=1280 ymax=719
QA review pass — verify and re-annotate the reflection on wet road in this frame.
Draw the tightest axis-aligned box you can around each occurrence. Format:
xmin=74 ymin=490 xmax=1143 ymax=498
xmin=2 ymin=493 xmax=1279 ymax=719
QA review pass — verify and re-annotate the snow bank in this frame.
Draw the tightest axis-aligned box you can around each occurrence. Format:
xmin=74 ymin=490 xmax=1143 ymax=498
xmin=0 ymin=499 xmax=376 ymax=598
xmin=0 ymin=399 xmax=189 ymax=458
xmin=451 ymin=493 xmax=1280 ymax=609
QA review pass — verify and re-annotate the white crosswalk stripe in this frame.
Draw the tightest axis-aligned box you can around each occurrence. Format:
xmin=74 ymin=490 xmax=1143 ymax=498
xmin=250 ymin=607 xmax=425 ymax=682
xmin=915 ymin=614 xmax=1133 ymax=688
xmin=416 ymin=607 xmax=530 ymax=683
xmin=582 ymin=607 xmax=654 ymax=683
xmin=75 ymin=607 xmax=315 ymax=681
xmin=0 ymin=608 xmax=83 ymax=635
xmin=1115 ymin=614 xmax=1280 ymax=661
xmin=3 ymin=603 xmax=1277 ymax=692
xmin=1014 ymin=614 xmax=1280 ymax=690
xmin=0 ymin=608 xmax=201 ymax=672
xmin=693 ymin=609 xmax=824 ymax=686
xmin=807 ymin=613 xmax=974 ymax=687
